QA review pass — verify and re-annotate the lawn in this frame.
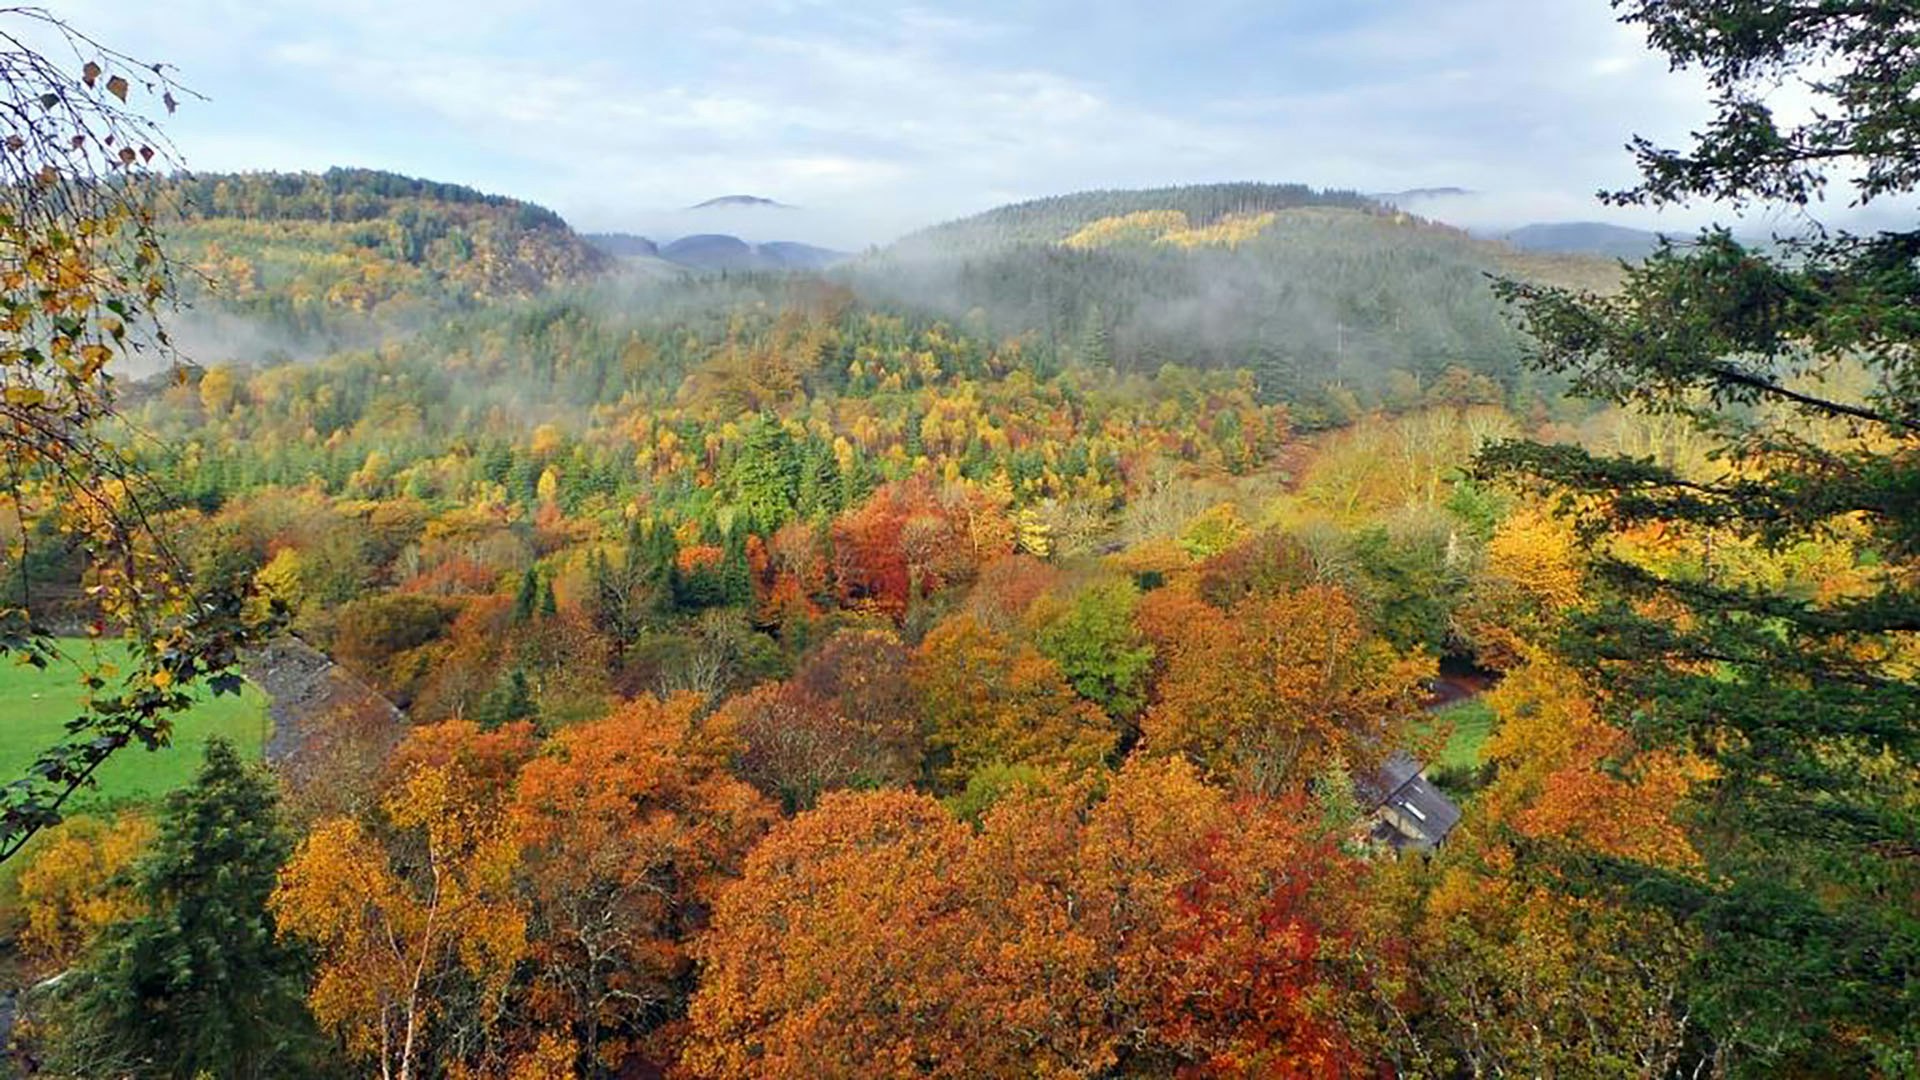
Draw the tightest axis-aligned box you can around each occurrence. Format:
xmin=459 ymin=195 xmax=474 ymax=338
xmin=0 ymin=639 xmax=270 ymax=813
xmin=1423 ymin=697 xmax=1496 ymax=772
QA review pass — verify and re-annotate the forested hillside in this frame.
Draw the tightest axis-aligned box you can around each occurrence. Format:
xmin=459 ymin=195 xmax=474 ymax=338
xmin=5 ymin=0 xmax=1913 ymax=1071
xmin=156 ymin=168 xmax=607 ymax=356
xmin=854 ymin=184 xmax=1603 ymax=419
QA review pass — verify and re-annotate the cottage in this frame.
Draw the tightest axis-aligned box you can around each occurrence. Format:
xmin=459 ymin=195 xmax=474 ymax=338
xmin=1355 ymin=750 xmax=1462 ymax=851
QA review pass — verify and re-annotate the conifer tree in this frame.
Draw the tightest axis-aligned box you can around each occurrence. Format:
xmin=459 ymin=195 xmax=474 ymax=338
xmin=513 ymin=566 xmax=541 ymax=623
xmin=1482 ymin=3 xmax=1920 ymax=1070
xmin=51 ymin=740 xmax=325 ymax=1078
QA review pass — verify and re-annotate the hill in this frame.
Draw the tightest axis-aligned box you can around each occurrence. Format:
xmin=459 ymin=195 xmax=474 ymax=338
xmin=646 ymin=233 xmax=847 ymax=272
xmin=885 ymin=182 xmax=1377 ymax=257
xmin=156 ymin=168 xmax=609 ymax=357
xmin=1503 ymin=221 xmax=1662 ymax=260
xmin=585 ymin=232 xmax=662 ymax=258
xmin=851 ymin=183 xmax=1603 ymax=416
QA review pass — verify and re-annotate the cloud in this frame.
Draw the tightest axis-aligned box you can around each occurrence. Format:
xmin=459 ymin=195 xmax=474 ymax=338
xmin=41 ymin=0 xmax=1779 ymax=247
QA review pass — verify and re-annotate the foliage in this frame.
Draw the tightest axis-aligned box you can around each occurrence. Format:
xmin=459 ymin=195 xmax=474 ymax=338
xmin=49 ymin=740 xmax=324 ymax=1079
xmin=912 ymin=613 xmax=1114 ymax=793
xmin=1139 ymin=581 xmax=1431 ymax=796
xmin=684 ymin=758 xmax=1370 ymax=1078
xmin=1480 ymin=1 xmax=1920 ymax=1068
xmin=1033 ymin=577 xmax=1154 ymax=722
xmin=508 ymin=693 xmax=774 ymax=1072
xmin=0 ymin=9 xmax=266 ymax=865
xmin=14 ymin=810 xmax=152 ymax=973
xmin=273 ymin=734 xmax=529 ymax=1080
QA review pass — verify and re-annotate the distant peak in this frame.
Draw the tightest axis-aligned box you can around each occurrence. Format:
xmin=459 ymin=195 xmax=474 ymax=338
xmin=689 ymin=195 xmax=792 ymax=210
xmin=1373 ymin=187 xmax=1473 ymax=204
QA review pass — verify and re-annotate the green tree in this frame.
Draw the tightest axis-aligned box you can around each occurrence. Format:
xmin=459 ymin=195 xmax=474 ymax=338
xmin=50 ymin=740 xmax=325 ymax=1078
xmin=1034 ymin=579 xmax=1155 ymax=726
xmin=513 ymin=566 xmax=541 ymax=623
xmin=1482 ymin=3 xmax=1920 ymax=1071
xmin=724 ymin=415 xmax=801 ymax=530
xmin=474 ymin=668 xmax=536 ymax=730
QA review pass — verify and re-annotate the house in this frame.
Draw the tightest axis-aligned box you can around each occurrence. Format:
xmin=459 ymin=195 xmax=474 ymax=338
xmin=1355 ymin=750 xmax=1462 ymax=851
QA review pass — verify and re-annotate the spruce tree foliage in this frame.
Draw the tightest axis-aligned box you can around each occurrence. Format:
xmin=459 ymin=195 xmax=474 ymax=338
xmin=513 ymin=566 xmax=541 ymax=623
xmin=474 ymin=667 xmax=537 ymax=730
xmin=50 ymin=740 xmax=326 ymax=1078
xmin=723 ymin=415 xmax=803 ymax=532
xmin=1480 ymin=3 xmax=1920 ymax=1071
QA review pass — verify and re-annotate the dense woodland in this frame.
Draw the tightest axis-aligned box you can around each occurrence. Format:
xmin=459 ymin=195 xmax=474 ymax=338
xmin=0 ymin=2 xmax=1915 ymax=1078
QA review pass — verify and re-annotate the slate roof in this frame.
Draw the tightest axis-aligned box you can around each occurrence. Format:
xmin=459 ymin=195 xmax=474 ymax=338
xmin=1355 ymin=750 xmax=1462 ymax=851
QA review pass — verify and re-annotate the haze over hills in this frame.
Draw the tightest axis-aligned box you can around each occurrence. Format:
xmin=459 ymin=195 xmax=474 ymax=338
xmin=1501 ymin=221 xmax=1664 ymax=259
xmin=150 ymin=169 xmax=1617 ymax=419
xmin=853 ymin=182 xmax=1616 ymax=416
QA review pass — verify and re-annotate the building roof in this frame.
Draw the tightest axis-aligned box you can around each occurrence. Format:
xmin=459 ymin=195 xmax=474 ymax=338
xmin=1355 ymin=750 xmax=1463 ymax=851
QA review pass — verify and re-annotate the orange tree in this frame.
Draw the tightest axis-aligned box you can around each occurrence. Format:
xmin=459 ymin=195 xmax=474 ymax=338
xmin=1138 ymin=581 xmax=1429 ymax=796
xmin=507 ymin=693 xmax=775 ymax=1073
xmin=683 ymin=758 xmax=1374 ymax=1078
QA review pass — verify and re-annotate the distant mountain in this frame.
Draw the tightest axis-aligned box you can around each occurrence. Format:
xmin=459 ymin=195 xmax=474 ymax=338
xmin=1373 ymin=187 xmax=1473 ymax=206
xmin=653 ymin=233 xmax=847 ymax=272
xmin=584 ymin=232 xmax=660 ymax=258
xmin=689 ymin=195 xmax=791 ymax=210
xmin=1504 ymin=221 xmax=1663 ymax=260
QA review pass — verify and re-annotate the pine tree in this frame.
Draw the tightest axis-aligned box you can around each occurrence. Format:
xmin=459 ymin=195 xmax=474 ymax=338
xmin=513 ymin=566 xmax=541 ymax=623
xmin=51 ymin=740 xmax=325 ymax=1078
xmin=475 ymin=668 xmax=536 ymax=730
xmin=1481 ymin=3 xmax=1920 ymax=1071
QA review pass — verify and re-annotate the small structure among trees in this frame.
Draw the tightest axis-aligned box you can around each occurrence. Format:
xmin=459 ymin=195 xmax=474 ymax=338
xmin=1355 ymin=751 xmax=1460 ymax=851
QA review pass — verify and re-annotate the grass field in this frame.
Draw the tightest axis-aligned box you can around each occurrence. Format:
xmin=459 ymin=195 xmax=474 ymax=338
xmin=1423 ymin=698 xmax=1496 ymax=772
xmin=0 ymin=640 xmax=270 ymax=813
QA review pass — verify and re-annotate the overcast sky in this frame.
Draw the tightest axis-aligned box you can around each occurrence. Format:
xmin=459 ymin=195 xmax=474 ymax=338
xmin=52 ymin=0 xmax=1794 ymax=247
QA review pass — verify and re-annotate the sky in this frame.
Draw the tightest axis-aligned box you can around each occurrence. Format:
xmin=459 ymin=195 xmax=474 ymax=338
xmin=48 ymin=0 xmax=1794 ymax=248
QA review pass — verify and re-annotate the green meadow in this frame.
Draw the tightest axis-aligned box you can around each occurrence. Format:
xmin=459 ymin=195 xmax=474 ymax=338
xmin=0 ymin=640 xmax=270 ymax=812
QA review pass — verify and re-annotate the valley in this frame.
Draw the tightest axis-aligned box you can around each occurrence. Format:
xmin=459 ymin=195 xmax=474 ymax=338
xmin=0 ymin=5 xmax=1913 ymax=1077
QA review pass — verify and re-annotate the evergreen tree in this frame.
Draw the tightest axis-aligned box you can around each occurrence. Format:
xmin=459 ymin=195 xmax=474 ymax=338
xmin=475 ymin=667 xmax=536 ymax=729
xmin=1482 ymin=3 xmax=1920 ymax=1071
xmin=722 ymin=534 xmax=754 ymax=608
xmin=50 ymin=740 xmax=325 ymax=1078
xmin=513 ymin=566 xmax=541 ymax=623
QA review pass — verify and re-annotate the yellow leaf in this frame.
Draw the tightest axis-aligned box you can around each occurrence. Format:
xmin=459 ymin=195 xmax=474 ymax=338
xmin=105 ymin=75 xmax=129 ymax=102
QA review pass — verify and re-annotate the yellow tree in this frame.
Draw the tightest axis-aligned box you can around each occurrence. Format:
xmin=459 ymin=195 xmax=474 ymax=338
xmin=912 ymin=612 xmax=1114 ymax=793
xmin=1457 ymin=507 xmax=1585 ymax=671
xmin=272 ymin=762 xmax=527 ymax=1080
xmin=13 ymin=811 xmax=153 ymax=973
